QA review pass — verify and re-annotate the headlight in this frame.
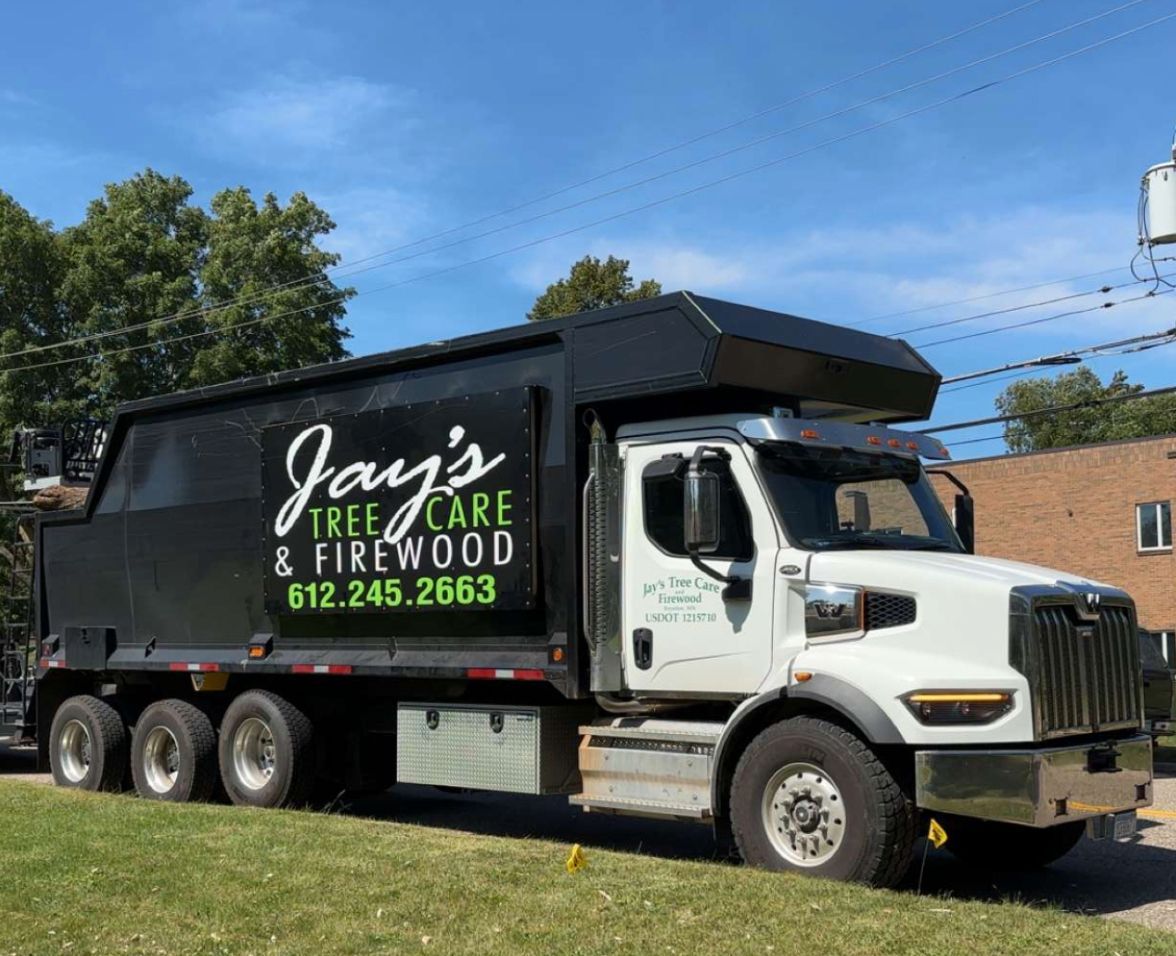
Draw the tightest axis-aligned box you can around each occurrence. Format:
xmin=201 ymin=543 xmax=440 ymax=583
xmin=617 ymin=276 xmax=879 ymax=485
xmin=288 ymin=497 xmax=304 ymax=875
xmin=904 ymin=691 xmax=1013 ymax=724
xmin=804 ymin=584 xmax=863 ymax=637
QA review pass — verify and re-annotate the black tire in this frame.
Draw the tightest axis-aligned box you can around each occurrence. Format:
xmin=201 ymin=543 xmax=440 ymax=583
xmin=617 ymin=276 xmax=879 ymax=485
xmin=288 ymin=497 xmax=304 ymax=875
xmin=218 ymin=690 xmax=315 ymax=809
xmin=48 ymin=695 xmax=128 ymax=792
xmin=942 ymin=817 xmax=1085 ymax=871
xmin=729 ymin=716 xmax=916 ymax=887
xmin=130 ymin=699 xmax=217 ymax=803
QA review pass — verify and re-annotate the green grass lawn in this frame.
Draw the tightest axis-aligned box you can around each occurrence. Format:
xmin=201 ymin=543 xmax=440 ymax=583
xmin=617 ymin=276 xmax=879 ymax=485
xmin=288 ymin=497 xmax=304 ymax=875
xmin=0 ymin=781 xmax=1171 ymax=956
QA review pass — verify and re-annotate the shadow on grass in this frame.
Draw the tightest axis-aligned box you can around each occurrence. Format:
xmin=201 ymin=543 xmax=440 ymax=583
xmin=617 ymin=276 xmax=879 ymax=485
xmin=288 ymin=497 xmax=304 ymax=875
xmin=342 ymin=784 xmax=1176 ymax=920
xmin=6 ymin=742 xmax=1173 ymax=922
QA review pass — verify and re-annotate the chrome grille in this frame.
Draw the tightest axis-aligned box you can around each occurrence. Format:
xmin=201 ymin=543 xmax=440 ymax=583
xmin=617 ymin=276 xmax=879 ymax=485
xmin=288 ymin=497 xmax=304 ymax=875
xmin=1012 ymin=594 xmax=1142 ymax=740
xmin=865 ymin=592 xmax=916 ymax=630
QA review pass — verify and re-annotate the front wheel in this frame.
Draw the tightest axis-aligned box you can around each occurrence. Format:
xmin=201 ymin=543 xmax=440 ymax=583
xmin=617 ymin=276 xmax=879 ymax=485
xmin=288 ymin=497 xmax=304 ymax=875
xmin=729 ymin=716 xmax=915 ymax=887
xmin=942 ymin=817 xmax=1085 ymax=871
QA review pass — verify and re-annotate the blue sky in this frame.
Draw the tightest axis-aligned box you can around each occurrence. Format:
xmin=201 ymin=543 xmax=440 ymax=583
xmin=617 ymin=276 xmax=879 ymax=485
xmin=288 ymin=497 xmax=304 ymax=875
xmin=2 ymin=0 xmax=1175 ymax=456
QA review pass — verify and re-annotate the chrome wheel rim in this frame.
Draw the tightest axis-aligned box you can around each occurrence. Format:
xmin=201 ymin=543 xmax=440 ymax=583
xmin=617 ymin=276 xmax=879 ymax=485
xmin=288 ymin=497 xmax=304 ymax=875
xmin=142 ymin=725 xmax=180 ymax=794
xmin=762 ymin=762 xmax=847 ymax=867
xmin=58 ymin=719 xmax=92 ymax=784
xmin=232 ymin=717 xmax=276 ymax=791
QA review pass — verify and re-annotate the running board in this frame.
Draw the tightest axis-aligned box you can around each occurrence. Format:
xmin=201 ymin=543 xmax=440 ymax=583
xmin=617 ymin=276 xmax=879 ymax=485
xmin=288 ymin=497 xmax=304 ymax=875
xmin=569 ymin=718 xmax=724 ymax=822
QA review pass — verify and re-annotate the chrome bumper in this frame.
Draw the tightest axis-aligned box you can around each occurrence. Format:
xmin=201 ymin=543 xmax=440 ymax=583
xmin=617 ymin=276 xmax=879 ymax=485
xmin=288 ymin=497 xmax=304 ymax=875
xmin=914 ymin=734 xmax=1152 ymax=828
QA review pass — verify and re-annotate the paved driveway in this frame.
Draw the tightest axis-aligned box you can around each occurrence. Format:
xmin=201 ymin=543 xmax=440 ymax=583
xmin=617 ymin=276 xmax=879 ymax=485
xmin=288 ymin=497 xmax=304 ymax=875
xmin=3 ymin=746 xmax=1174 ymax=932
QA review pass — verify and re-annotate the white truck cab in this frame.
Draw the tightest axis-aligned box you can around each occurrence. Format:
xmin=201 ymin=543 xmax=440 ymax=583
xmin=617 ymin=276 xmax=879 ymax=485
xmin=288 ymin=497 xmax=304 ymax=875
xmin=574 ymin=410 xmax=1151 ymax=882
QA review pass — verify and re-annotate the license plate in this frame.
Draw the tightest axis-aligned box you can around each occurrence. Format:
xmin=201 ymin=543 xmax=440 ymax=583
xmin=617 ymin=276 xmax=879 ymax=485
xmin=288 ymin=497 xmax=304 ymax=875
xmin=1113 ymin=811 xmax=1137 ymax=842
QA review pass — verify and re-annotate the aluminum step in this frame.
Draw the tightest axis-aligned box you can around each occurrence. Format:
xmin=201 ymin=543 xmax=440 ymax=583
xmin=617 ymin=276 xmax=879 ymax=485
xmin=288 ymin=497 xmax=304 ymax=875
xmin=569 ymin=718 xmax=724 ymax=822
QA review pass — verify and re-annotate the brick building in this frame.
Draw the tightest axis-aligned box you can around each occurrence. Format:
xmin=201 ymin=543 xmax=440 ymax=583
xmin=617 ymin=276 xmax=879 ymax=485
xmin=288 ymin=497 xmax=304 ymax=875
xmin=931 ymin=433 xmax=1175 ymax=644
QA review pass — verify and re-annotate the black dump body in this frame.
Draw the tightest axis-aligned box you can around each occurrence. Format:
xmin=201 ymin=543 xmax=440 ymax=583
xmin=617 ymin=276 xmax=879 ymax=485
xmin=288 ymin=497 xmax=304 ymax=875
xmin=34 ymin=292 xmax=938 ymax=699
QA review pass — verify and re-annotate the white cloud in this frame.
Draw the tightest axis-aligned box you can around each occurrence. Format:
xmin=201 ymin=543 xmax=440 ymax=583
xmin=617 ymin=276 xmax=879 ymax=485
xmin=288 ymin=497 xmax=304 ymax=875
xmin=310 ymin=185 xmax=431 ymax=267
xmin=508 ymin=205 xmax=1154 ymax=339
xmin=201 ymin=75 xmax=414 ymax=158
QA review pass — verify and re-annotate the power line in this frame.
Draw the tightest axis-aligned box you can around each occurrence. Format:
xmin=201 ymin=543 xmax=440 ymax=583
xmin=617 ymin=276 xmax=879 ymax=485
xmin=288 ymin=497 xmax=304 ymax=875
xmin=941 ymin=325 xmax=1176 ymax=388
xmin=915 ymin=287 xmax=1175 ymax=348
xmin=890 ymin=278 xmax=1126 ymax=337
xmin=844 ymin=264 xmax=1133 ymax=327
xmin=6 ymin=9 xmax=1174 ymax=375
xmin=921 ymin=384 xmax=1176 ymax=434
xmin=0 ymin=0 xmax=1158 ymax=366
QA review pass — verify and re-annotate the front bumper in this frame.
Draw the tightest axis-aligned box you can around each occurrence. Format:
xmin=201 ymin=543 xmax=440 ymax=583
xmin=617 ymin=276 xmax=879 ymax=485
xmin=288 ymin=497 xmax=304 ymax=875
xmin=914 ymin=734 xmax=1152 ymax=827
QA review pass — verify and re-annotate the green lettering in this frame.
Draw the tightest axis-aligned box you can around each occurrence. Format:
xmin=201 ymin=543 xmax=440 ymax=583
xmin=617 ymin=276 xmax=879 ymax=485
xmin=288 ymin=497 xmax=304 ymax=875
xmin=496 ymin=490 xmax=512 ymax=527
xmin=426 ymin=495 xmax=444 ymax=531
xmin=346 ymin=504 xmax=360 ymax=538
xmin=471 ymin=492 xmax=490 ymax=528
xmin=448 ymin=496 xmax=467 ymax=529
xmin=326 ymin=506 xmax=343 ymax=538
xmin=365 ymin=502 xmax=380 ymax=537
xmin=309 ymin=507 xmax=323 ymax=539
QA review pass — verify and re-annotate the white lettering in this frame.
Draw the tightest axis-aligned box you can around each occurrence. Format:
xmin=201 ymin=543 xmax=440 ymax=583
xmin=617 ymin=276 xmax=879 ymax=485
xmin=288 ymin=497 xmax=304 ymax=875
xmin=432 ymin=534 xmax=453 ymax=570
xmin=493 ymin=530 xmax=513 ymax=566
xmin=273 ymin=421 xmax=508 ymax=543
xmin=461 ymin=532 xmax=483 ymax=567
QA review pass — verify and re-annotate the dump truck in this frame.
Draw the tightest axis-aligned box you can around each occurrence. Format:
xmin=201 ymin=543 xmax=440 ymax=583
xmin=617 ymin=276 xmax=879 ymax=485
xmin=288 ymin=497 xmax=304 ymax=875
xmin=4 ymin=292 xmax=1153 ymax=885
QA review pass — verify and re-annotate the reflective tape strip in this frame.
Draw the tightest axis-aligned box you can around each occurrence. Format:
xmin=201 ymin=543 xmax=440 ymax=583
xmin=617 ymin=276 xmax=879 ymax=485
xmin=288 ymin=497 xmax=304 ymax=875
xmin=168 ymin=663 xmax=219 ymax=672
xmin=40 ymin=659 xmax=67 ymax=669
xmin=291 ymin=664 xmax=353 ymax=675
xmin=467 ymin=668 xmax=545 ymax=681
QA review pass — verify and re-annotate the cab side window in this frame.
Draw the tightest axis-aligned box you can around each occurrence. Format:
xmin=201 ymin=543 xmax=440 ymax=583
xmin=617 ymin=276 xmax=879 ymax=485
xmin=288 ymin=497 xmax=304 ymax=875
xmin=643 ymin=457 xmax=754 ymax=560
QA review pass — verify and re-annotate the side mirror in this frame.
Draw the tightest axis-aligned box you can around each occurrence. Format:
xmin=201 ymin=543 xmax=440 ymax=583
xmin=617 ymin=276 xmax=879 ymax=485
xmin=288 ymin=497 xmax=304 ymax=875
xmin=684 ymin=469 xmax=721 ymax=554
xmin=954 ymin=492 xmax=975 ymax=554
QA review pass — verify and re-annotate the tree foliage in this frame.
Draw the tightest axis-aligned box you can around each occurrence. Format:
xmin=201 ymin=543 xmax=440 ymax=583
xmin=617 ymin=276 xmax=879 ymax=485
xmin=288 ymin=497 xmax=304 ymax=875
xmin=994 ymin=367 xmax=1176 ymax=452
xmin=0 ymin=169 xmax=352 ymax=439
xmin=527 ymin=254 xmax=661 ymax=321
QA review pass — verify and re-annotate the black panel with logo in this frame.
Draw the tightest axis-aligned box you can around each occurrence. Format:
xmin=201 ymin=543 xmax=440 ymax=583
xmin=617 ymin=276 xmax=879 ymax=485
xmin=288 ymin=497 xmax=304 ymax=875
xmin=261 ymin=389 xmax=535 ymax=615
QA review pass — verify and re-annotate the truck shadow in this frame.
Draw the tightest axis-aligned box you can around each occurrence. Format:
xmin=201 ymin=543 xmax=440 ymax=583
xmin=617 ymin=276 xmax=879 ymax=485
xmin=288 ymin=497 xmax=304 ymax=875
xmin=347 ymin=786 xmax=1176 ymax=918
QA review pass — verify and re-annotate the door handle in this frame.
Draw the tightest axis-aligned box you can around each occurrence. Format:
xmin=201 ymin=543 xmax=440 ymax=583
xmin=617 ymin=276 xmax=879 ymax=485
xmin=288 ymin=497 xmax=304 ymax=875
xmin=632 ymin=628 xmax=653 ymax=670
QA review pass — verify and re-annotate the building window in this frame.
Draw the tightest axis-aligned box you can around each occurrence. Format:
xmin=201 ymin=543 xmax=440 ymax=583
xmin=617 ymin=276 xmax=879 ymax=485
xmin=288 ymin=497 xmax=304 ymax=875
xmin=1136 ymin=501 xmax=1172 ymax=552
xmin=643 ymin=458 xmax=754 ymax=561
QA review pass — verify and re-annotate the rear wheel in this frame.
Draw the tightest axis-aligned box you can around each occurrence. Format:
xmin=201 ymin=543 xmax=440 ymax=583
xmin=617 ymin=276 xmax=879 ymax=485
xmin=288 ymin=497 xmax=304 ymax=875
xmin=131 ymin=699 xmax=217 ymax=802
xmin=943 ymin=817 xmax=1085 ymax=870
xmin=729 ymin=716 xmax=915 ymax=887
xmin=49 ymin=695 xmax=128 ymax=792
xmin=218 ymin=690 xmax=315 ymax=808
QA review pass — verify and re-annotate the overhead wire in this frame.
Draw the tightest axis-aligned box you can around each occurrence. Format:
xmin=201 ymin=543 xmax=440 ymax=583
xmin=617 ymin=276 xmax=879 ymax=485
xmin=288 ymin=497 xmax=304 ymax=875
xmin=5 ymin=7 xmax=1176 ymax=374
xmin=0 ymin=1 xmax=1161 ymax=366
xmin=914 ymin=287 xmax=1176 ymax=348
xmin=0 ymin=0 xmax=1064 ymax=366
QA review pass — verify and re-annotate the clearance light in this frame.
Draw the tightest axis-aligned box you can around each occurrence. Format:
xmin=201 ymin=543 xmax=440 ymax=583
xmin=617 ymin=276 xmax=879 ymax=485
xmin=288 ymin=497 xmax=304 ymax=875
xmin=887 ymin=438 xmax=901 ymax=448
xmin=906 ymin=441 xmax=919 ymax=451
xmin=905 ymin=691 xmax=1013 ymax=725
xmin=800 ymin=429 xmax=821 ymax=440
xmin=866 ymin=435 xmax=882 ymax=446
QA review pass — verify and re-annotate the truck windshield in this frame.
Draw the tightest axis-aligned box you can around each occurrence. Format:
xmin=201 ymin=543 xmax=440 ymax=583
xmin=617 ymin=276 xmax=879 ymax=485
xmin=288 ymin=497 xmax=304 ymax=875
xmin=754 ymin=443 xmax=961 ymax=553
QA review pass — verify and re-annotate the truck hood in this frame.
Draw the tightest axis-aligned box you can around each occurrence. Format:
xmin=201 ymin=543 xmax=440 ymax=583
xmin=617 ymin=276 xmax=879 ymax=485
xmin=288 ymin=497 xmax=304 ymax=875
xmin=807 ymin=549 xmax=1113 ymax=594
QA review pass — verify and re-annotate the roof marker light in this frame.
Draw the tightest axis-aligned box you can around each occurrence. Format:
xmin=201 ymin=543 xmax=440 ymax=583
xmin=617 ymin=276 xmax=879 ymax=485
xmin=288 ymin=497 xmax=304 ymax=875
xmin=866 ymin=436 xmax=882 ymax=446
xmin=800 ymin=429 xmax=821 ymax=440
xmin=887 ymin=438 xmax=901 ymax=448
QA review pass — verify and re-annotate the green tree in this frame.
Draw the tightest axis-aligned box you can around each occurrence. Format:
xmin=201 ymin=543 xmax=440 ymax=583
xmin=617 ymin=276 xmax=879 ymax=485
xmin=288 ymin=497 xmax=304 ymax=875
xmin=0 ymin=192 xmax=74 ymax=434
xmin=527 ymin=254 xmax=661 ymax=321
xmin=0 ymin=170 xmax=353 ymax=439
xmin=994 ymin=367 xmax=1176 ymax=452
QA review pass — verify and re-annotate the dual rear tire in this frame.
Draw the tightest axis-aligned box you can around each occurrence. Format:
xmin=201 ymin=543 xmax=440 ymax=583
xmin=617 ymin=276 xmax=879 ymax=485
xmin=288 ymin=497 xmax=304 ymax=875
xmin=49 ymin=690 xmax=316 ymax=809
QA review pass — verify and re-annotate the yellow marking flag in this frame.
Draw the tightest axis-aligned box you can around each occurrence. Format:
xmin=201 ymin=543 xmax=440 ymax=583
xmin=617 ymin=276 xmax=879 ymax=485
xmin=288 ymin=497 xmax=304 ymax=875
xmin=927 ymin=818 xmax=949 ymax=849
xmin=565 ymin=843 xmax=588 ymax=874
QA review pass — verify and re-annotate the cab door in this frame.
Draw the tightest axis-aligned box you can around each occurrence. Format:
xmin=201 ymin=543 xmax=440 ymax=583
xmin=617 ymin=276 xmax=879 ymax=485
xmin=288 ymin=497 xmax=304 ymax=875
xmin=620 ymin=438 xmax=779 ymax=695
